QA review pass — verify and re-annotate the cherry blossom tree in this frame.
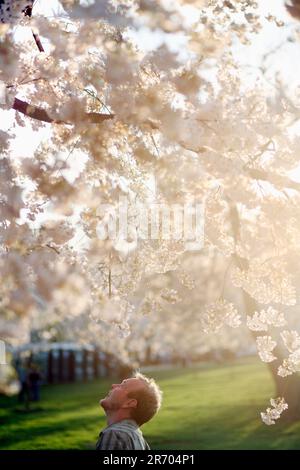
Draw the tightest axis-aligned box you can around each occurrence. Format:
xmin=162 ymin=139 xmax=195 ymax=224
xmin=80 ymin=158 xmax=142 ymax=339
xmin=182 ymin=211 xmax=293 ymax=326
xmin=1 ymin=0 xmax=300 ymax=421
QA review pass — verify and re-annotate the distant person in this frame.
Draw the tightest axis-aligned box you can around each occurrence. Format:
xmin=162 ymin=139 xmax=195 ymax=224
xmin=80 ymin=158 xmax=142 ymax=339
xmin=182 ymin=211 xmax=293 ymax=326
xmin=15 ymin=359 xmax=30 ymax=410
xmin=96 ymin=372 xmax=162 ymax=450
xmin=28 ymin=363 xmax=42 ymax=402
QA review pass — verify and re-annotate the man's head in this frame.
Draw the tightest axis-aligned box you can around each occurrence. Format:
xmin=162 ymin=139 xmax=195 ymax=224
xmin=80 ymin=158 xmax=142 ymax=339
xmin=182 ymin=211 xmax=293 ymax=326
xmin=100 ymin=372 xmax=162 ymax=426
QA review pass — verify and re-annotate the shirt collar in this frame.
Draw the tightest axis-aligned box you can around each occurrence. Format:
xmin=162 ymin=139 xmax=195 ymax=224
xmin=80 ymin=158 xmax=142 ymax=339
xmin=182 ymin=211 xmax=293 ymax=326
xmin=107 ymin=419 xmax=138 ymax=429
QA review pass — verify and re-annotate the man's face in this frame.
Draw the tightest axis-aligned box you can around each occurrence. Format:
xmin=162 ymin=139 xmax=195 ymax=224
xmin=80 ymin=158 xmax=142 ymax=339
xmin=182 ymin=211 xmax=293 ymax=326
xmin=100 ymin=378 xmax=144 ymax=412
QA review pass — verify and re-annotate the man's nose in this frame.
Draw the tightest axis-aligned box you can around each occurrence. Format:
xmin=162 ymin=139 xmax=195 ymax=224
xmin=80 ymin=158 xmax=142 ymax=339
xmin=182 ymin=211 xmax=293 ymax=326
xmin=111 ymin=384 xmax=119 ymax=389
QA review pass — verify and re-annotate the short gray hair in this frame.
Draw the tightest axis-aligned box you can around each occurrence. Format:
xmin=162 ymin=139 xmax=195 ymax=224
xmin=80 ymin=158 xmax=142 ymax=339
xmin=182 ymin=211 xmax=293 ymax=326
xmin=128 ymin=372 xmax=163 ymax=426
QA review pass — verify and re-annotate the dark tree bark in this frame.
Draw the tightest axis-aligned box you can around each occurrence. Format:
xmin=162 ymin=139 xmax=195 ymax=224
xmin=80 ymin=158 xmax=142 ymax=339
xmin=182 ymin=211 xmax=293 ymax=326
xmin=286 ymin=1 xmax=300 ymax=19
xmin=32 ymin=32 xmax=44 ymax=52
xmin=68 ymin=350 xmax=75 ymax=383
xmin=12 ymin=98 xmax=114 ymax=125
xmin=47 ymin=349 xmax=53 ymax=384
xmin=82 ymin=349 xmax=88 ymax=381
xmin=228 ymin=200 xmax=300 ymax=421
xmin=58 ymin=349 xmax=64 ymax=383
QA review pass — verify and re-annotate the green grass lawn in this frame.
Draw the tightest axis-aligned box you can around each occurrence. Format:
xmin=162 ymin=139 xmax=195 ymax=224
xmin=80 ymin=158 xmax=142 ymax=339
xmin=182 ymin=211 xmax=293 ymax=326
xmin=1 ymin=356 xmax=300 ymax=450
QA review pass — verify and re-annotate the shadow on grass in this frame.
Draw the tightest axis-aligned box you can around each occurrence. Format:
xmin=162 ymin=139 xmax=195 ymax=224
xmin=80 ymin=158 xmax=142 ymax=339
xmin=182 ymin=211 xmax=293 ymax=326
xmin=0 ymin=378 xmax=111 ymax=428
xmin=0 ymin=413 xmax=103 ymax=449
xmin=0 ymin=389 xmax=107 ymax=450
xmin=147 ymin=403 xmax=300 ymax=450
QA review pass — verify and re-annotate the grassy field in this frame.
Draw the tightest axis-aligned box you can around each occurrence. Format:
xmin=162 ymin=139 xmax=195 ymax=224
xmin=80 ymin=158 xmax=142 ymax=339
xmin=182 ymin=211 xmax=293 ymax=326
xmin=1 ymin=357 xmax=300 ymax=450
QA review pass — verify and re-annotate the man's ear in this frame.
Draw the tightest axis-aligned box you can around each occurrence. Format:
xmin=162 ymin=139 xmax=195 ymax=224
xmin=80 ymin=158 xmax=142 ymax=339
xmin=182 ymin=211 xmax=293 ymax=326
xmin=124 ymin=398 xmax=137 ymax=409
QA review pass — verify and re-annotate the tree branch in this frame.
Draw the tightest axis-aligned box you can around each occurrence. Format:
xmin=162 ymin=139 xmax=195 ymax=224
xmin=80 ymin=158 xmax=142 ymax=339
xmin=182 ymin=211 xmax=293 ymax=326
xmin=12 ymin=98 xmax=115 ymax=125
xmin=32 ymin=31 xmax=44 ymax=53
xmin=246 ymin=167 xmax=300 ymax=193
xmin=286 ymin=1 xmax=300 ymax=19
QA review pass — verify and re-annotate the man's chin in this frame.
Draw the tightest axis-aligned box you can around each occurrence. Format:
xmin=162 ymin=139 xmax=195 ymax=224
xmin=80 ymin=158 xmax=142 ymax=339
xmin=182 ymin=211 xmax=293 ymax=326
xmin=100 ymin=397 xmax=109 ymax=409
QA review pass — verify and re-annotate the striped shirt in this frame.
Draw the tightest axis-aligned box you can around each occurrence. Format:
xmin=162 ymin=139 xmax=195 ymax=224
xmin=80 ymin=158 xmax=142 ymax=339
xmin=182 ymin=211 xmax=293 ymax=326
xmin=96 ymin=419 xmax=150 ymax=450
